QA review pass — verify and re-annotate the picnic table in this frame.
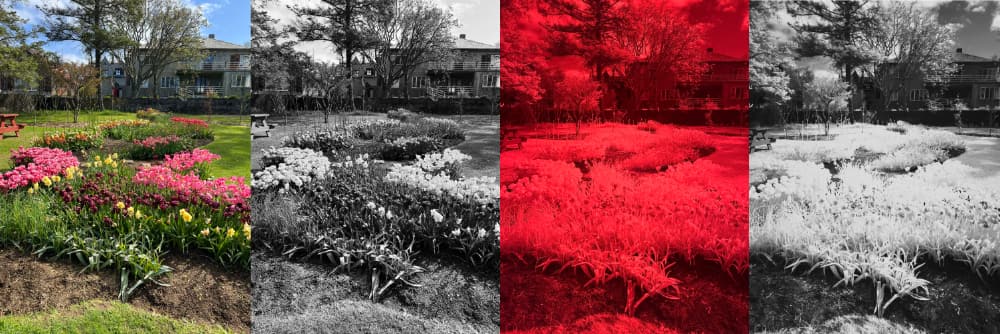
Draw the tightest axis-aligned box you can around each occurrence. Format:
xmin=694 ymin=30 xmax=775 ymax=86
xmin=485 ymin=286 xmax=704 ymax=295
xmin=750 ymin=128 xmax=775 ymax=152
xmin=501 ymin=128 xmax=526 ymax=151
xmin=251 ymin=114 xmax=274 ymax=138
xmin=0 ymin=114 xmax=25 ymax=139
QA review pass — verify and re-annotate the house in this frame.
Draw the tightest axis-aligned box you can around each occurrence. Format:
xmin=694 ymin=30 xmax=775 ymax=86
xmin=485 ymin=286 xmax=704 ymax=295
xmin=632 ymin=48 xmax=749 ymax=111
xmin=101 ymin=34 xmax=251 ymax=98
xmin=866 ymin=48 xmax=1000 ymax=110
xmin=349 ymin=34 xmax=500 ymax=100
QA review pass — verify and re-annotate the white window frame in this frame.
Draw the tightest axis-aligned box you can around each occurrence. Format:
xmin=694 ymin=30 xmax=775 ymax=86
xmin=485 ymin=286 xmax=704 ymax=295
xmin=231 ymin=73 xmax=250 ymax=88
xmin=482 ymin=74 xmax=499 ymax=88
xmin=411 ymin=76 xmax=427 ymax=88
xmin=160 ymin=76 xmax=177 ymax=88
xmin=890 ymin=91 xmax=898 ymax=102
xmin=980 ymin=87 xmax=992 ymax=100
xmin=910 ymin=89 xmax=927 ymax=101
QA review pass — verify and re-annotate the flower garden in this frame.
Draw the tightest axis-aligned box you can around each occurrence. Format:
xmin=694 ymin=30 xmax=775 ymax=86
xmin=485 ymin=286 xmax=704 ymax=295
xmin=0 ymin=109 xmax=251 ymax=332
xmin=750 ymin=123 xmax=1000 ymax=332
xmin=500 ymin=121 xmax=749 ymax=333
xmin=251 ymin=114 xmax=500 ymax=332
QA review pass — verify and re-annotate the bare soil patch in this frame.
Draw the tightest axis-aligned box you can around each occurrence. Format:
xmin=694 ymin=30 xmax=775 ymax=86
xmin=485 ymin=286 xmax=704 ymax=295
xmin=0 ymin=248 xmax=250 ymax=332
xmin=252 ymin=253 xmax=498 ymax=333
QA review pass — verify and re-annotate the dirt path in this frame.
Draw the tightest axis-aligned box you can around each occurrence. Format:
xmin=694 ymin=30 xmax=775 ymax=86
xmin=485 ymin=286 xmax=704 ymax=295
xmin=448 ymin=115 xmax=499 ymax=179
xmin=703 ymin=131 xmax=750 ymax=185
xmin=0 ymin=249 xmax=250 ymax=333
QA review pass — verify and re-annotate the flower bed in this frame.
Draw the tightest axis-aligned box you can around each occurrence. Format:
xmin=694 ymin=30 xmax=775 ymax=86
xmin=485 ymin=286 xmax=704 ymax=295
xmin=35 ymin=131 xmax=104 ymax=152
xmin=128 ymin=135 xmax=193 ymax=160
xmin=1 ymin=150 xmax=249 ymax=301
xmin=251 ymin=147 xmax=331 ymax=192
xmin=171 ymin=117 xmax=210 ymax=128
xmin=378 ymin=136 xmax=440 ymax=161
xmin=0 ymin=147 xmax=80 ymax=191
xmin=281 ymin=128 xmax=354 ymax=154
xmin=100 ymin=120 xmax=153 ymax=140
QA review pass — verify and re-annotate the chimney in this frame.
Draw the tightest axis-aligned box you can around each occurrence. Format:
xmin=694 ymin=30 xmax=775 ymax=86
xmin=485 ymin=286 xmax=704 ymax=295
xmin=209 ymin=34 xmax=215 ymax=39
xmin=707 ymin=47 xmax=714 ymax=53
xmin=459 ymin=34 xmax=466 ymax=39
xmin=956 ymin=48 xmax=963 ymax=53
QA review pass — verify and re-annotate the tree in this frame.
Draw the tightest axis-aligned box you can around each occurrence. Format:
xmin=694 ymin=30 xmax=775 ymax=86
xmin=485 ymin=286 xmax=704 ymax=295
xmin=51 ymin=61 xmax=101 ymax=122
xmin=289 ymin=0 xmax=380 ymax=111
xmin=0 ymin=0 xmax=41 ymax=87
xmin=39 ymin=0 xmax=130 ymax=69
xmin=542 ymin=0 xmax=628 ymax=84
xmin=302 ymin=61 xmax=350 ymax=123
xmin=788 ymin=1 xmax=878 ymax=87
xmin=500 ymin=0 xmax=545 ymax=123
xmin=553 ymin=73 xmax=601 ymax=136
xmin=108 ymin=0 xmax=205 ymax=99
xmin=359 ymin=0 xmax=457 ymax=99
xmin=750 ymin=1 xmax=793 ymax=120
xmin=804 ymin=76 xmax=849 ymax=136
xmin=611 ymin=0 xmax=706 ymax=113
xmin=857 ymin=2 xmax=957 ymax=121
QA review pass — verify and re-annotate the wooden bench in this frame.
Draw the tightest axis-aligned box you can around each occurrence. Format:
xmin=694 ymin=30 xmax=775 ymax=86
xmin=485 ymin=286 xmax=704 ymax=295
xmin=250 ymin=114 xmax=275 ymax=138
xmin=750 ymin=128 xmax=775 ymax=152
xmin=0 ymin=114 xmax=25 ymax=139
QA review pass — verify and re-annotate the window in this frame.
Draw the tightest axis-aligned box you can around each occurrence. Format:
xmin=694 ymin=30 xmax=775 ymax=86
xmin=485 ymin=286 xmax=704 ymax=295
xmin=114 ymin=68 xmax=123 ymax=77
xmin=160 ymin=77 xmax=178 ymax=88
xmin=728 ymin=87 xmax=747 ymax=99
xmin=365 ymin=69 xmax=374 ymax=76
xmin=910 ymin=89 xmax=927 ymax=101
xmin=482 ymin=74 xmax=499 ymax=87
xmin=411 ymin=76 xmax=427 ymax=88
xmin=141 ymin=80 xmax=149 ymax=88
xmin=994 ymin=87 xmax=1000 ymax=100
xmin=231 ymin=73 xmax=250 ymax=87
xmin=391 ymin=79 xmax=399 ymax=88
xmin=890 ymin=91 xmax=898 ymax=102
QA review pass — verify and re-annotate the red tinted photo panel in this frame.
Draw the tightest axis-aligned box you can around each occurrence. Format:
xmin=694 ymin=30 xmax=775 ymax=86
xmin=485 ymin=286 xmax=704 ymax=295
xmin=499 ymin=0 xmax=749 ymax=332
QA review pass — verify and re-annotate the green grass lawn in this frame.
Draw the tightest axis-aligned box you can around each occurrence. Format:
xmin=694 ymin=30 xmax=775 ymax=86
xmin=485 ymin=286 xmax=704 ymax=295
xmin=0 ymin=300 xmax=233 ymax=334
xmin=0 ymin=110 xmax=249 ymax=180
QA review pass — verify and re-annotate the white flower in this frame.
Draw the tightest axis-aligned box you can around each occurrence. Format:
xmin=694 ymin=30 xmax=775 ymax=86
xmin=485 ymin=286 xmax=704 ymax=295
xmin=430 ymin=209 xmax=444 ymax=223
xmin=450 ymin=228 xmax=461 ymax=237
xmin=366 ymin=202 xmax=377 ymax=210
xmin=477 ymin=228 xmax=486 ymax=238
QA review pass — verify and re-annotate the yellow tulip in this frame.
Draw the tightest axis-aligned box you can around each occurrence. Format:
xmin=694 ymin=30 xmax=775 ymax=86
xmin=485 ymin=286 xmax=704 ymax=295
xmin=27 ymin=187 xmax=34 ymax=194
xmin=179 ymin=209 xmax=193 ymax=223
xmin=116 ymin=202 xmax=126 ymax=210
xmin=200 ymin=229 xmax=210 ymax=237
xmin=41 ymin=176 xmax=52 ymax=187
xmin=32 ymin=183 xmax=39 ymax=191
xmin=127 ymin=206 xmax=135 ymax=217
xmin=226 ymin=228 xmax=236 ymax=238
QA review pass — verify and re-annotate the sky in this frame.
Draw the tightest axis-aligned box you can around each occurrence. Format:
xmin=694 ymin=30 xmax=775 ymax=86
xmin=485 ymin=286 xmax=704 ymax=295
xmin=11 ymin=0 xmax=251 ymax=64
xmin=767 ymin=0 xmax=1000 ymax=77
xmin=262 ymin=0 xmax=499 ymax=64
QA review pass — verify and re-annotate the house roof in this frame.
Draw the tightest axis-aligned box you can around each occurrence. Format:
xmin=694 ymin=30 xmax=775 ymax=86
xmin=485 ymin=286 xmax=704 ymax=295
xmin=454 ymin=37 xmax=498 ymax=50
xmin=203 ymin=36 xmax=247 ymax=50
xmin=705 ymin=49 xmax=745 ymax=62
xmin=953 ymin=50 xmax=995 ymax=63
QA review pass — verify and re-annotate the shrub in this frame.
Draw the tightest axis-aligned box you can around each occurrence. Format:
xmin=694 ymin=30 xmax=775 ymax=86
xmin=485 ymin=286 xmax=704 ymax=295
xmin=136 ymin=108 xmax=167 ymax=121
xmin=35 ymin=130 xmax=104 ymax=152
xmin=127 ymin=135 xmax=193 ymax=160
xmin=378 ymin=136 xmax=440 ymax=161
xmin=416 ymin=117 xmax=465 ymax=140
xmin=281 ymin=128 xmax=354 ymax=154
xmin=387 ymin=108 xmax=420 ymax=122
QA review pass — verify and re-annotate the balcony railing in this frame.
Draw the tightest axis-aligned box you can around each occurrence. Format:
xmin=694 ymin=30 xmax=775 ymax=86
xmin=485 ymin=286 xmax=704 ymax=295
xmin=179 ymin=85 xmax=224 ymax=96
xmin=925 ymin=74 xmax=1000 ymax=83
xmin=182 ymin=61 xmax=250 ymax=71
xmin=428 ymin=86 xmax=475 ymax=98
xmin=429 ymin=61 xmax=499 ymax=71
xmin=702 ymin=73 xmax=748 ymax=82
